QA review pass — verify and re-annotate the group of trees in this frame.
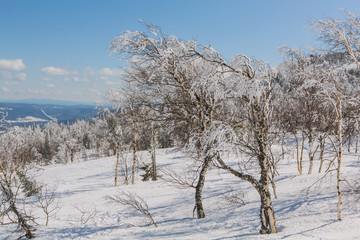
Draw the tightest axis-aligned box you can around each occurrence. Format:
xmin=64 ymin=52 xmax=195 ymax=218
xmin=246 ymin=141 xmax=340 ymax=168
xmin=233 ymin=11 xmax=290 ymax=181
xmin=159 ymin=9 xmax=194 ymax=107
xmin=1 ymin=12 xmax=360 ymax=238
xmin=106 ymin=12 xmax=360 ymax=234
xmin=0 ymin=114 xmax=172 ymax=238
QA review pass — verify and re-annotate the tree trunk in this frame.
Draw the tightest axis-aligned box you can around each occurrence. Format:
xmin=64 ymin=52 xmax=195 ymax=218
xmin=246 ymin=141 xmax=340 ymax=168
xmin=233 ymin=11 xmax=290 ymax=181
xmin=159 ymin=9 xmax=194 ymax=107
xmin=356 ymin=136 xmax=358 ymax=154
xmin=299 ymin=132 xmax=305 ymax=175
xmin=123 ymin=150 xmax=129 ymax=185
xmin=151 ymin=124 xmax=158 ymax=181
xmin=293 ymin=132 xmax=302 ymax=174
xmin=281 ymin=132 xmax=285 ymax=161
xmin=308 ymin=129 xmax=314 ymax=174
xmin=114 ymin=139 xmax=121 ymax=187
xmin=0 ymin=162 xmax=35 ymax=239
xmin=194 ymin=156 xmax=212 ymax=218
xmin=132 ymin=121 xmax=137 ymax=185
xmin=258 ymin=144 xmax=277 ymax=234
xmin=318 ymin=135 xmax=325 ymax=173
xmin=336 ymin=97 xmax=343 ymax=221
xmin=70 ymin=148 xmax=74 ymax=163
xmin=252 ymin=100 xmax=277 ymax=234
xmin=216 ymin=153 xmax=276 ymax=234
xmin=259 ymin=187 xmax=277 ymax=234
xmin=270 ymin=174 xmax=278 ymax=199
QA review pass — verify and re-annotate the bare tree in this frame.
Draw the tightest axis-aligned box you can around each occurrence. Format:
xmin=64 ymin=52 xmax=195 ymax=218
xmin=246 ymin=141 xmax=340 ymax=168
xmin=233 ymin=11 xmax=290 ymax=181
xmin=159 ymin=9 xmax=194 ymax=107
xmin=160 ymin=167 xmax=197 ymax=190
xmin=107 ymin=24 xmax=230 ymax=219
xmin=222 ymin=186 xmax=245 ymax=207
xmin=75 ymin=206 xmax=98 ymax=225
xmin=36 ymin=185 xmax=59 ymax=226
xmin=107 ymin=24 xmax=281 ymax=233
xmin=312 ymin=11 xmax=360 ymax=69
xmin=281 ymin=46 xmax=360 ymax=221
xmin=107 ymin=191 xmax=157 ymax=228
xmin=0 ymin=122 xmax=36 ymax=239
xmin=186 ymin=56 xmax=279 ymax=233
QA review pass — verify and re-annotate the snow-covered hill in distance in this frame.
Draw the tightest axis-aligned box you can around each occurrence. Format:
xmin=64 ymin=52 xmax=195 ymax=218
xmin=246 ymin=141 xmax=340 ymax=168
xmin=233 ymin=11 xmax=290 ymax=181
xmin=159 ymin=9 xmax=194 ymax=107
xmin=0 ymin=99 xmax=98 ymax=126
xmin=0 ymin=98 xmax=96 ymax=107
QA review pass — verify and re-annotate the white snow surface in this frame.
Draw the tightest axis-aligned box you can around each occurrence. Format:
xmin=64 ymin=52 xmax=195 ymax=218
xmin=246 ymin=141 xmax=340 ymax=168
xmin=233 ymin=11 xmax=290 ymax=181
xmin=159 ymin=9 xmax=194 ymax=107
xmin=1 ymin=148 xmax=360 ymax=240
xmin=7 ymin=116 xmax=48 ymax=123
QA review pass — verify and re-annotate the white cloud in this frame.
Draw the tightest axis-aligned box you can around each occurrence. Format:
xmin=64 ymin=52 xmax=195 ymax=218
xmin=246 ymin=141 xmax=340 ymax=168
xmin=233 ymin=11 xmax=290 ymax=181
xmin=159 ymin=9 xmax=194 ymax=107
xmin=46 ymin=84 xmax=56 ymax=88
xmin=41 ymin=66 xmax=77 ymax=76
xmin=99 ymin=67 xmax=123 ymax=76
xmin=0 ymin=87 xmax=10 ymax=92
xmin=0 ymin=59 xmax=26 ymax=71
xmin=55 ymin=90 xmax=63 ymax=95
xmin=16 ymin=73 xmax=27 ymax=81
xmin=64 ymin=77 xmax=90 ymax=82
xmin=41 ymin=77 xmax=54 ymax=82
xmin=83 ymin=67 xmax=97 ymax=76
xmin=4 ymin=81 xmax=19 ymax=85
xmin=1 ymin=71 xmax=27 ymax=81
xmin=89 ymin=89 xmax=102 ymax=96
xmin=73 ymin=77 xmax=90 ymax=82
xmin=27 ymin=89 xmax=45 ymax=95
xmin=105 ymin=81 xmax=118 ymax=85
xmin=83 ymin=67 xmax=123 ymax=77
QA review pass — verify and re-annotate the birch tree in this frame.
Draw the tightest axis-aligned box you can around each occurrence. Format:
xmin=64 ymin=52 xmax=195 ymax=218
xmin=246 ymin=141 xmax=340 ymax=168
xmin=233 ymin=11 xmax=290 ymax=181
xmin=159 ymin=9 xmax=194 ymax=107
xmin=107 ymin=24 xmax=237 ymax=218
xmin=282 ymin=47 xmax=360 ymax=221
xmin=312 ymin=11 xmax=360 ymax=69
xmin=205 ymin=57 xmax=279 ymax=234
xmin=107 ymin=24 xmax=280 ymax=233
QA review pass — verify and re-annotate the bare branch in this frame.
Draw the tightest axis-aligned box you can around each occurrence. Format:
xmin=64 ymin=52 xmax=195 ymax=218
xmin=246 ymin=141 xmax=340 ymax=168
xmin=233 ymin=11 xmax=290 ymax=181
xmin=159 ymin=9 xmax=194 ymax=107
xmin=107 ymin=191 xmax=157 ymax=228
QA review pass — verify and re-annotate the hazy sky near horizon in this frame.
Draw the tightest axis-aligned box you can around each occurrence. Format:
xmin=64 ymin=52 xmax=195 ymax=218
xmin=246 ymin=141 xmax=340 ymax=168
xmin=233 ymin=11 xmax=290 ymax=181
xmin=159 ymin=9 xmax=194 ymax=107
xmin=1 ymin=0 xmax=359 ymax=103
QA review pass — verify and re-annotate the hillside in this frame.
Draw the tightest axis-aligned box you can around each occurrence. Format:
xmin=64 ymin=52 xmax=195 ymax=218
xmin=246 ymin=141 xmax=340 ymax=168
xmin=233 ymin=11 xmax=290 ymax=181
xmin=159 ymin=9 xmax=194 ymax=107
xmin=0 ymin=102 xmax=97 ymax=126
xmin=1 ymin=147 xmax=359 ymax=239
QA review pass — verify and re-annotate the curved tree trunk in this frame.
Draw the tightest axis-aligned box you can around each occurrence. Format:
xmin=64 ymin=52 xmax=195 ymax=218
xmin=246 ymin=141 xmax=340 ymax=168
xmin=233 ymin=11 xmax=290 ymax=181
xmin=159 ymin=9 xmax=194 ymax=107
xmin=216 ymin=154 xmax=276 ymax=234
xmin=194 ymin=155 xmax=212 ymax=218
xmin=0 ymin=162 xmax=35 ymax=239
xmin=252 ymin=100 xmax=277 ymax=234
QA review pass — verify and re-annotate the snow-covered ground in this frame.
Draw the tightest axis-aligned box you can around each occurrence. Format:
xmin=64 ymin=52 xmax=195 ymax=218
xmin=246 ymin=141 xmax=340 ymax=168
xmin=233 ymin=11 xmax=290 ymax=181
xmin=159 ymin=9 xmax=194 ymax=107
xmin=7 ymin=116 xmax=48 ymax=123
xmin=2 ymin=147 xmax=360 ymax=239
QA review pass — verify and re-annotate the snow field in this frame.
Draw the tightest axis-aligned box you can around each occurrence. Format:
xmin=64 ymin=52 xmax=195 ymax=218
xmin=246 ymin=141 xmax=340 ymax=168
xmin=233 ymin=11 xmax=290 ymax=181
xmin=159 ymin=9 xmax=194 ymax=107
xmin=1 ymin=147 xmax=360 ymax=239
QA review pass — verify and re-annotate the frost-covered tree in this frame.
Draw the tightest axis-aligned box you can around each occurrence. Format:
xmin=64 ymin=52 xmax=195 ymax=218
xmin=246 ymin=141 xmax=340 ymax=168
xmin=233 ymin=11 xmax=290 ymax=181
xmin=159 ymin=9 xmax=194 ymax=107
xmin=207 ymin=57 xmax=279 ymax=234
xmin=107 ymin=24 xmax=279 ymax=234
xmin=278 ymin=47 xmax=336 ymax=175
xmin=0 ymin=127 xmax=36 ymax=238
xmin=107 ymin=24 xmax=236 ymax=218
xmin=106 ymin=90 xmax=147 ymax=185
xmin=312 ymin=11 xmax=360 ymax=69
xmin=281 ymin=47 xmax=360 ymax=221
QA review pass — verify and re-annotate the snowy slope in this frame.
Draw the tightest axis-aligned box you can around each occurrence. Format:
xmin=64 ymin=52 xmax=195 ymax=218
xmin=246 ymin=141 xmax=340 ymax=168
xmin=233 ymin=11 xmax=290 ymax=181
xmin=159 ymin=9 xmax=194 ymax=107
xmin=1 ymin=148 xmax=360 ymax=240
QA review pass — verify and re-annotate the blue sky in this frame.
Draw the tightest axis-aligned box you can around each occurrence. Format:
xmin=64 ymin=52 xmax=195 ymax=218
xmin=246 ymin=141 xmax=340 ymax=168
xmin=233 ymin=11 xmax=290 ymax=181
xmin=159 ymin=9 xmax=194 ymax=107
xmin=1 ymin=0 xmax=359 ymax=103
